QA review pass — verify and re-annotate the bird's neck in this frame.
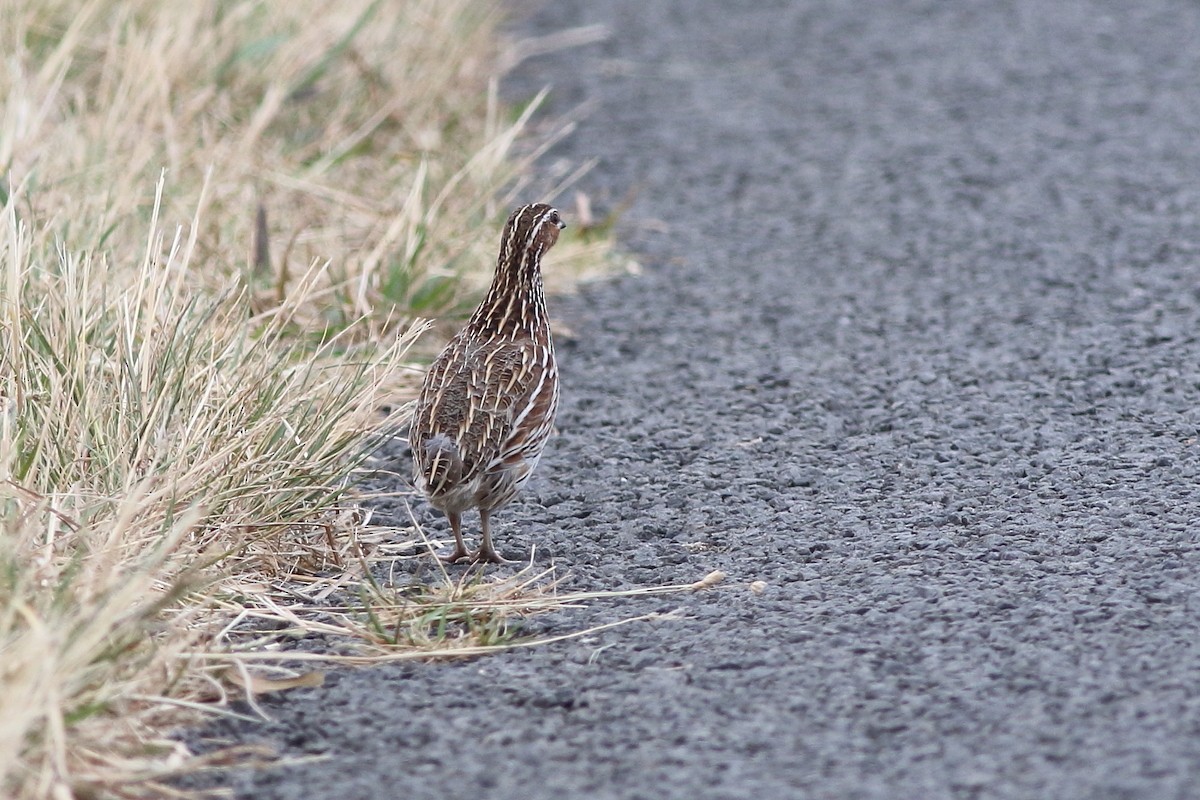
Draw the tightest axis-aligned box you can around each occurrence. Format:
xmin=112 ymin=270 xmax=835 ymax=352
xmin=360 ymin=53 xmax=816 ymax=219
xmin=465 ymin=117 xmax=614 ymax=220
xmin=468 ymin=244 xmax=549 ymax=339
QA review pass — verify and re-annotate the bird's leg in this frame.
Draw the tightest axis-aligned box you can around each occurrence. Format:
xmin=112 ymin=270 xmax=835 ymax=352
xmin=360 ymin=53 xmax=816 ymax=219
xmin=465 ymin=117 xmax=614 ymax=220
xmin=438 ymin=511 xmax=471 ymax=563
xmin=472 ymin=510 xmax=512 ymax=564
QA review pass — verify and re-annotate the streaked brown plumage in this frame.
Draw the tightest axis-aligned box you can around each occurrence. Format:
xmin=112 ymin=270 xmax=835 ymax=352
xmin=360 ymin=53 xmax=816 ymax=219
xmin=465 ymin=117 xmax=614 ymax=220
xmin=410 ymin=203 xmax=565 ymax=563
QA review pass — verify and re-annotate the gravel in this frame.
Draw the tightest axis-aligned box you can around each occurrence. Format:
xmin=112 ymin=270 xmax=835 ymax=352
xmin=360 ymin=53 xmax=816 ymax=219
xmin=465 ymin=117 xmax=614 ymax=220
xmin=193 ymin=1 xmax=1200 ymax=797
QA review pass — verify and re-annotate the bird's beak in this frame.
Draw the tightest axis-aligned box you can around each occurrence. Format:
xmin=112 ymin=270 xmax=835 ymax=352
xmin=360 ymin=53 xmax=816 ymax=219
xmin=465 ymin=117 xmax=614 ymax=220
xmin=556 ymin=219 xmax=567 ymax=230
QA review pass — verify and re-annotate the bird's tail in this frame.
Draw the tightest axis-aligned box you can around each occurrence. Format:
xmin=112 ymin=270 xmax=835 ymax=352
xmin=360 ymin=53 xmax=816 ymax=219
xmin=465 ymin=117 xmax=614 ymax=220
xmin=418 ymin=433 xmax=464 ymax=496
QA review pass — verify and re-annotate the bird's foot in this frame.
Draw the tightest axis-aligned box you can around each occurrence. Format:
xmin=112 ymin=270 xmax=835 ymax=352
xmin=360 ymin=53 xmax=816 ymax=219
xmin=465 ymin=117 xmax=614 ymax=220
xmin=470 ymin=546 xmax=513 ymax=565
xmin=438 ymin=546 xmax=472 ymax=564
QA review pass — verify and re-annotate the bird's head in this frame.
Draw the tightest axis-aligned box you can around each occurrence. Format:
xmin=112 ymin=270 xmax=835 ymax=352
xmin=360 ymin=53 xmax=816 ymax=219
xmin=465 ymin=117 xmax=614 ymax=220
xmin=505 ymin=203 xmax=566 ymax=255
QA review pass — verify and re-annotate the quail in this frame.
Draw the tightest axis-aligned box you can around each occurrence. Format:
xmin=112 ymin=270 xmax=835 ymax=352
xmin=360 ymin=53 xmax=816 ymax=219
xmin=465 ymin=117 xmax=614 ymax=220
xmin=410 ymin=203 xmax=565 ymax=563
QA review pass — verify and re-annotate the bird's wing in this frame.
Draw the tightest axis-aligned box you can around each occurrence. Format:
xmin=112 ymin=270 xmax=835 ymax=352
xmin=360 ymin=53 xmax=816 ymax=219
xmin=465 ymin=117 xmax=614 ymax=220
xmin=412 ymin=336 xmax=552 ymax=486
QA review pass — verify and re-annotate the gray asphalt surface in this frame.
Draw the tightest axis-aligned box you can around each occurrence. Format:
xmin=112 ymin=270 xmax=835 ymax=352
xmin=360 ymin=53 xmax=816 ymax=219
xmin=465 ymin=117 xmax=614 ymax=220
xmin=199 ymin=1 xmax=1200 ymax=797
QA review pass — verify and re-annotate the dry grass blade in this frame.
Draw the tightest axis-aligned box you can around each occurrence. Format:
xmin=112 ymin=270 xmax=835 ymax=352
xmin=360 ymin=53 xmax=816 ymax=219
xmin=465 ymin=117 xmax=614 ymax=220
xmin=202 ymin=552 xmax=732 ymax=669
xmin=195 ymin=611 xmax=678 ymax=668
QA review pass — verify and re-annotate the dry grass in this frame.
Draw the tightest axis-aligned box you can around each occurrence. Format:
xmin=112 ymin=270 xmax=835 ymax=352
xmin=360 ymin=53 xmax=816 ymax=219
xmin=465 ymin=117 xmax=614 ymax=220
xmin=1 ymin=0 xmax=608 ymax=334
xmin=0 ymin=1 xmax=619 ymax=797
